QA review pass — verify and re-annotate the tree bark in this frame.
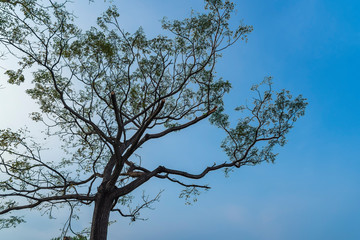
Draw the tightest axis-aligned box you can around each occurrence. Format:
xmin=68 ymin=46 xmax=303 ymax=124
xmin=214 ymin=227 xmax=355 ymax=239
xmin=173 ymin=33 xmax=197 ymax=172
xmin=90 ymin=191 xmax=114 ymax=240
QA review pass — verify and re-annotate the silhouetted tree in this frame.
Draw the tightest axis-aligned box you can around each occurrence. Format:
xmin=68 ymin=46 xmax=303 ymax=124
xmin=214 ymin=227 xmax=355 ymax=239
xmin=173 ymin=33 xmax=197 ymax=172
xmin=0 ymin=0 xmax=306 ymax=239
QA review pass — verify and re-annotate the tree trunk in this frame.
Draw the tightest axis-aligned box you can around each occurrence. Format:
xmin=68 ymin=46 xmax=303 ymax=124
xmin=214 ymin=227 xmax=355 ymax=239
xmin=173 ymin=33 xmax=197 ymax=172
xmin=90 ymin=192 xmax=114 ymax=240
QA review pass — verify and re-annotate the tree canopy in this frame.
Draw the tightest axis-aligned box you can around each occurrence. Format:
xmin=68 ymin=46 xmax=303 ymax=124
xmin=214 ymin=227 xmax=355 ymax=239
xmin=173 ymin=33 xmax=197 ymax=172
xmin=0 ymin=0 xmax=307 ymax=239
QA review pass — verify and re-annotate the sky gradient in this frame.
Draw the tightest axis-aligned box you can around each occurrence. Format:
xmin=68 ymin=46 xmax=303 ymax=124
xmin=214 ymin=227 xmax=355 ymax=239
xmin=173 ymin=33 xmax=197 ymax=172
xmin=0 ymin=0 xmax=359 ymax=239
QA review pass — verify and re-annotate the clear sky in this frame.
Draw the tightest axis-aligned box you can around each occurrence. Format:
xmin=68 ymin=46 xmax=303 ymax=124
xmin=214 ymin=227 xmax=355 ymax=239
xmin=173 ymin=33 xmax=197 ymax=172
xmin=0 ymin=0 xmax=359 ymax=239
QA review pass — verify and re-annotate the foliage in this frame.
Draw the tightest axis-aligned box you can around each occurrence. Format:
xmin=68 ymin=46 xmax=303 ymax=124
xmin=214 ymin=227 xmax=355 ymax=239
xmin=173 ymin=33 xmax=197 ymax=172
xmin=51 ymin=235 xmax=88 ymax=240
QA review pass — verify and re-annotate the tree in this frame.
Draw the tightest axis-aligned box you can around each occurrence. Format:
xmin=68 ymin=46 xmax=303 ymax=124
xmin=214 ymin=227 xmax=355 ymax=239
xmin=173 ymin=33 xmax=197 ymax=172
xmin=0 ymin=0 xmax=307 ymax=239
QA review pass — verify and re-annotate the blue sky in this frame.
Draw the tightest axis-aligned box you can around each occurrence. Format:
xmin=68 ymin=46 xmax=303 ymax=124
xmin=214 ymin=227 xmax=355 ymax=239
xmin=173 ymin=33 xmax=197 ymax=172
xmin=0 ymin=0 xmax=360 ymax=239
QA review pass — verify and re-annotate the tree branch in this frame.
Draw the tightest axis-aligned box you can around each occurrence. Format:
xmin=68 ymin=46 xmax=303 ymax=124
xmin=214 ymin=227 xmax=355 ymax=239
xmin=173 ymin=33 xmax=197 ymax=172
xmin=0 ymin=194 xmax=95 ymax=215
xmin=137 ymin=106 xmax=217 ymax=148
